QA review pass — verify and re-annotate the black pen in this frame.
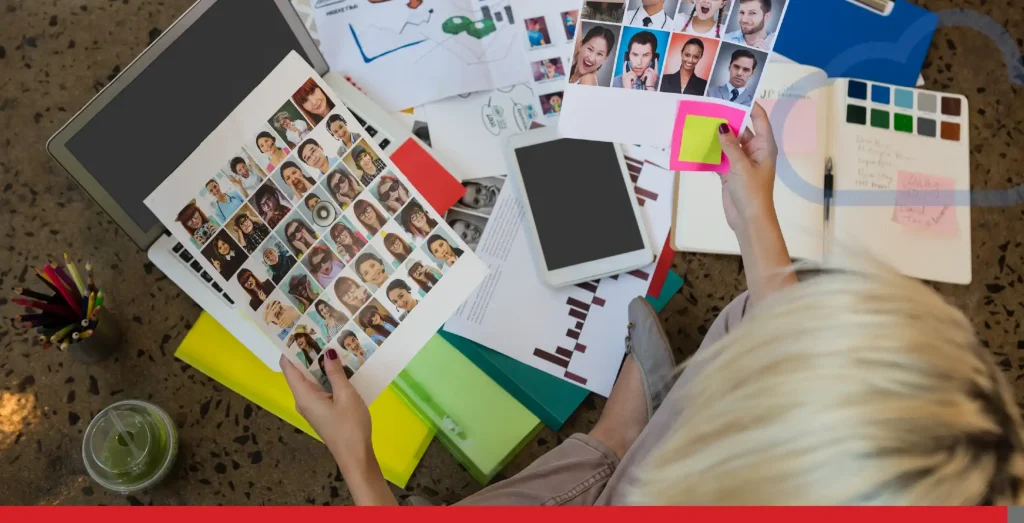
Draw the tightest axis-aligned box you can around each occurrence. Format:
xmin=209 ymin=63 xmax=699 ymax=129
xmin=824 ymin=157 xmax=834 ymax=223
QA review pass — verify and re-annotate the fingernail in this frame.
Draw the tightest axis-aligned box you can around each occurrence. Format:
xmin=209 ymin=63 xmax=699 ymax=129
xmin=719 ymin=123 xmax=730 ymax=135
xmin=327 ymin=348 xmax=338 ymax=361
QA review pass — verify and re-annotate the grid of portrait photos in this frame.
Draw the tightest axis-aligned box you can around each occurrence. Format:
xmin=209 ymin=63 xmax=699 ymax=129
xmin=569 ymin=0 xmax=787 ymax=106
xmin=174 ymin=77 xmax=472 ymax=387
xmin=444 ymin=175 xmax=506 ymax=251
xmin=523 ymin=9 xmax=581 ymax=117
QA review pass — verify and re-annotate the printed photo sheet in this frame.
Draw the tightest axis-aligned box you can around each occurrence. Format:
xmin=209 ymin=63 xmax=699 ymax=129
xmin=559 ymin=0 xmax=791 ymax=146
xmin=145 ymin=52 xmax=488 ymax=404
xmin=443 ymin=160 xmax=675 ymax=396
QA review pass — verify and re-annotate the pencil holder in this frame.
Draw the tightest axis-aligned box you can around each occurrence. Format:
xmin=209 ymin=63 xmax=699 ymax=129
xmin=69 ymin=308 xmax=122 ymax=363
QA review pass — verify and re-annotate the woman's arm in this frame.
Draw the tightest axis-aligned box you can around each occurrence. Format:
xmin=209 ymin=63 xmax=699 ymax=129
xmin=717 ymin=103 xmax=797 ymax=306
xmin=280 ymin=352 xmax=398 ymax=506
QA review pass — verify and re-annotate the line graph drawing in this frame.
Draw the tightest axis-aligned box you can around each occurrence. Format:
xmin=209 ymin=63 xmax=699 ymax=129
xmin=350 ymin=24 xmax=427 ymax=63
xmin=399 ymin=7 xmax=434 ymax=33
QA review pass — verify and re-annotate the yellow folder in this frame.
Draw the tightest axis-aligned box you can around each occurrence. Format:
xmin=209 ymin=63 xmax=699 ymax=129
xmin=175 ymin=312 xmax=434 ymax=488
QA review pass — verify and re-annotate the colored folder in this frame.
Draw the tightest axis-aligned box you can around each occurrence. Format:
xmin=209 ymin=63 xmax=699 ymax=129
xmin=175 ymin=312 xmax=433 ymax=488
xmin=774 ymin=0 xmax=938 ymax=87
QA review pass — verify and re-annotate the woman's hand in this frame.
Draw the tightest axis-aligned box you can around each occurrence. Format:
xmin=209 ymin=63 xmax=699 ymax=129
xmin=718 ymin=102 xmax=778 ymax=237
xmin=281 ymin=351 xmax=396 ymax=505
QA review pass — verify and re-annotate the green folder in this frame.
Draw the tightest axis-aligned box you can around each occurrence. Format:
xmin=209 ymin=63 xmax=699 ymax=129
xmin=441 ymin=270 xmax=685 ymax=431
xmin=393 ymin=335 xmax=543 ymax=485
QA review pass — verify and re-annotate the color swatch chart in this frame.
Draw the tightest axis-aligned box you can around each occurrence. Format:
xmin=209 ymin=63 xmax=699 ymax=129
xmin=843 ymin=79 xmax=968 ymax=142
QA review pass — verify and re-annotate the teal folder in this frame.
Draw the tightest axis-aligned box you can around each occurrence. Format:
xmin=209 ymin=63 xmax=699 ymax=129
xmin=441 ymin=270 xmax=684 ymax=430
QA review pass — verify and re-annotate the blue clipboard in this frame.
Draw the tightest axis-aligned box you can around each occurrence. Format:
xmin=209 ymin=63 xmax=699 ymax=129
xmin=774 ymin=0 xmax=938 ymax=87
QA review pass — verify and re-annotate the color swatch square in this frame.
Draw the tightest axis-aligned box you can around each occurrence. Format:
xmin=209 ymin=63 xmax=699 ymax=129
xmin=847 ymin=80 xmax=868 ymax=100
xmin=871 ymin=84 xmax=891 ymax=104
xmin=679 ymin=115 xmax=726 ymax=165
xmin=870 ymin=108 xmax=890 ymax=129
xmin=894 ymin=89 xmax=915 ymax=109
xmin=846 ymin=104 xmax=867 ymax=125
xmin=894 ymin=113 xmax=913 ymax=133
xmin=917 ymin=117 xmax=937 ymax=137
xmin=918 ymin=92 xmax=937 ymax=113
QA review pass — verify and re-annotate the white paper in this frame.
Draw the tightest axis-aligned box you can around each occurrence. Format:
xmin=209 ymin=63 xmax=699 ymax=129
xmin=419 ymin=0 xmax=582 ymax=179
xmin=311 ymin=0 xmax=532 ymax=111
xmin=144 ymin=52 xmax=488 ymax=404
xmin=443 ymin=162 xmax=675 ymax=396
xmin=559 ymin=0 xmax=792 ymax=147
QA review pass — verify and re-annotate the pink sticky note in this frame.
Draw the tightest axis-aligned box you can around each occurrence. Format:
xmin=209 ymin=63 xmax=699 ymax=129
xmin=893 ymin=170 xmax=958 ymax=237
xmin=758 ymin=98 xmax=819 ymax=155
xmin=669 ymin=100 xmax=748 ymax=173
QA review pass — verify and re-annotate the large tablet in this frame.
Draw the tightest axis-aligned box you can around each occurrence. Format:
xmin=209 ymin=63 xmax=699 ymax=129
xmin=505 ymin=127 xmax=653 ymax=287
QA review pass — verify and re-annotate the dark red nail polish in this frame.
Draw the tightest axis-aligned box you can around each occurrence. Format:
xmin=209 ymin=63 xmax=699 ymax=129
xmin=719 ymin=123 xmax=730 ymax=135
xmin=327 ymin=348 xmax=338 ymax=361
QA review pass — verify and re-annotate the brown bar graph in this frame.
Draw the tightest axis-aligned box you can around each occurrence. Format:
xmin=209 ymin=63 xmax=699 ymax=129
xmin=574 ymin=343 xmax=587 ymax=353
xmin=634 ymin=186 xmax=659 ymax=201
xmin=628 ymin=269 xmax=651 ymax=281
xmin=566 ymin=297 xmax=591 ymax=311
xmin=555 ymin=346 xmax=573 ymax=358
xmin=576 ymin=281 xmax=599 ymax=293
xmin=566 ymin=329 xmax=580 ymax=340
xmin=592 ymin=296 xmax=606 ymax=307
xmin=533 ymin=348 xmax=569 ymax=368
xmin=575 ymin=321 xmax=584 ymax=330
xmin=568 ymin=308 xmax=587 ymax=320
xmin=564 ymin=371 xmax=588 ymax=385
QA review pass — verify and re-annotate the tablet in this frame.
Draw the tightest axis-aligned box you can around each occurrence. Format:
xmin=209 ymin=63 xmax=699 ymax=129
xmin=506 ymin=127 xmax=653 ymax=287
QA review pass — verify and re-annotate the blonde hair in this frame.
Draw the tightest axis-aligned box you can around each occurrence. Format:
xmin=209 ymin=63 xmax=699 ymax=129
xmin=631 ymin=256 xmax=1024 ymax=505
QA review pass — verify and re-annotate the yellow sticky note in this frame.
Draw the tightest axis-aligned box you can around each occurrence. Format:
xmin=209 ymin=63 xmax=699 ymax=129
xmin=679 ymin=115 xmax=726 ymax=165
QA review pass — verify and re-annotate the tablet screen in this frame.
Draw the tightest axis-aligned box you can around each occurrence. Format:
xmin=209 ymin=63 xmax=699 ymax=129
xmin=514 ymin=139 xmax=645 ymax=271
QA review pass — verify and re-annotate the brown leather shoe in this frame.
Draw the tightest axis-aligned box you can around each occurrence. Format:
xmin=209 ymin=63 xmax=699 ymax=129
xmin=625 ymin=297 xmax=677 ymax=420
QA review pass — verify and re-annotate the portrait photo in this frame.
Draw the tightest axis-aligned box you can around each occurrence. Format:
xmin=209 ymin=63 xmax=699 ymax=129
xmin=277 ymin=211 xmax=320 ymax=259
xmin=398 ymin=198 xmax=440 ymax=243
xmin=292 ymin=77 xmax=336 ymax=126
xmin=706 ymin=41 xmax=768 ymax=107
xmin=561 ymin=10 xmax=579 ymax=39
xmin=580 ymin=1 xmax=626 ymax=23
xmin=376 ymin=231 xmax=415 ymax=267
xmin=223 ymin=152 xmax=267 ymax=200
xmin=335 ymin=325 xmax=378 ymax=370
xmin=258 ymin=236 xmax=297 ymax=285
xmin=367 ymin=174 xmax=411 ymax=216
xmin=268 ymin=100 xmax=311 ymax=149
xmin=246 ymin=123 xmax=291 ymax=174
xmin=296 ymin=134 xmax=341 ymax=177
xmin=532 ymin=58 xmax=566 ymax=83
xmin=659 ymin=33 xmax=719 ymax=95
xmin=323 ymin=165 xmax=365 ymax=211
xmin=612 ymin=27 xmax=671 ymax=90
xmin=722 ymin=0 xmax=784 ymax=51
xmin=353 ymin=245 xmax=395 ymax=293
xmin=176 ymin=199 xmax=220 ymax=249
xmin=272 ymin=158 xmax=320 ymax=204
xmin=404 ymin=252 xmax=444 ymax=295
xmin=539 ymin=92 xmax=564 ymax=116
xmin=382 ymin=277 xmax=419 ymax=321
xmin=325 ymin=112 xmax=363 ymax=157
xmin=332 ymin=270 xmax=371 ymax=316
xmin=325 ymin=215 xmax=368 ymax=264
xmin=201 ymin=228 xmax=248 ymax=280
xmin=197 ymin=171 xmax=245 ymax=225
xmin=257 ymin=289 xmax=302 ymax=342
xmin=342 ymin=139 xmax=388 ymax=187
xmin=232 ymin=257 xmax=278 ymax=313
xmin=281 ymin=263 xmax=323 ymax=314
xmin=298 ymin=184 xmax=341 ymax=233
xmin=224 ymin=204 xmax=272 ymax=255
xmin=525 ymin=16 xmax=553 ymax=48
xmin=422 ymin=228 xmax=465 ymax=271
xmin=302 ymin=240 xmax=346 ymax=290
xmin=286 ymin=320 xmax=327 ymax=368
xmin=350 ymin=196 xmax=389 ymax=238
xmin=444 ymin=208 xmax=488 ymax=251
xmin=453 ymin=175 xmax=504 ymax=216
xmin=308 ymin=294 xmax=349 ymax=345
xmin=249 ymin=182 xmax=293 ymax=230
xmin=624 ymin=0 xmax=680 ymax=29
xmin=357 ymin=299 xmax=402 ymax=346
xmin=673 ymin=0 xmax=732 ymax=38
xmin=569 ymin=22 xmax=622 ymax=87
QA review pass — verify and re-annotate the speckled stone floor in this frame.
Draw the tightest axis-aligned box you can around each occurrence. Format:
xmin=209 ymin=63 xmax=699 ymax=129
xmin=1 ymin=0 xmax=1022 ymax=506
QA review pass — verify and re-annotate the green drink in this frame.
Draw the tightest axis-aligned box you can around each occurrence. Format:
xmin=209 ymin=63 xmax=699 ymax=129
xmin=83 ymin=400 xmax=178 ymax=493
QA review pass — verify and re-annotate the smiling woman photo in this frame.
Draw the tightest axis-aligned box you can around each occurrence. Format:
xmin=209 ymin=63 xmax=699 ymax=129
xmin=333 ymin=276 xmax=370 ymax=315
xmin=358 ymin=302 xmax=400 ymax=345
xmin=329 ymin=221 xmax=367 ymax=261
xmin=355 ymin=252 xmax=390 ymax=289
xmin=255 ymin=131 xmax=290 ymax=172
xmin=353 ymin=199 xmax=387 ymax=236
xmin=293 ymin=77 xmax=336 ymax=125
xmin=660 ymin=37 xmax=709 ymax=95
xmin=570 ymin=25 xmax=618 ymax=86
xmin=676 ymin=0 xmax=729 ymax=37
xmin=326 ymin=168 xmax=364 ymax=209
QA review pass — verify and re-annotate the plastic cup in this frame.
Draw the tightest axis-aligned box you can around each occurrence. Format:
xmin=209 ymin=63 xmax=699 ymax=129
xmin=82 ymin=400 xmax=178 ymax=493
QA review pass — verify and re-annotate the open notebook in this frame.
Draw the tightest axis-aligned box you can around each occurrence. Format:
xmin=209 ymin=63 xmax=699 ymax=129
xmin=673 ymin=61 xmax=972 ymax=285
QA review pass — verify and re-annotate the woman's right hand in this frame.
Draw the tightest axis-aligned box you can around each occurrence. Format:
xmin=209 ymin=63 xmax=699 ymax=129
xmin=717 ymin=102 xmax=779 ymax=237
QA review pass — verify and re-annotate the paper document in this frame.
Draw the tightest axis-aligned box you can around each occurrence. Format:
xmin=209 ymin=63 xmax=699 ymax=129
xmin=145 ymin=52 xmax=488 ymax=404
xmin=443 ymin=162 xmax=675 ymax=396
xmin=312 ymin=0 xmax=532 ymax=111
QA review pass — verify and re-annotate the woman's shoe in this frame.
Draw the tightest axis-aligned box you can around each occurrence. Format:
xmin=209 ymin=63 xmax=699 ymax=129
xmin=625 ymin=297 xmax=676 ymax=420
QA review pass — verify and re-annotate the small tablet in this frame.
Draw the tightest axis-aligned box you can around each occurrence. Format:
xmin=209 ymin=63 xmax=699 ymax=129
xmin=506 ymin=127 xmax=653 ymax=287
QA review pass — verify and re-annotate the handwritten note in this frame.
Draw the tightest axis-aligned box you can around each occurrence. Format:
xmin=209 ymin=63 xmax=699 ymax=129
xmin=852 ymin=135 xmax=912 ymax=190
xmin=893 ymin=170 xmax=958 ymax=237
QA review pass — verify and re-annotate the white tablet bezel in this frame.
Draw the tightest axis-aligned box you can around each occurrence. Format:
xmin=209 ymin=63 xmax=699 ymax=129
xmin=505 ymin=127 xmax=654 ymax=288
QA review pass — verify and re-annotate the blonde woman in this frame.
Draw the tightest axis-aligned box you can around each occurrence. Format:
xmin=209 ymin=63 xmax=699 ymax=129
xmin=279 ymin=104 xmax=1024 ymax=506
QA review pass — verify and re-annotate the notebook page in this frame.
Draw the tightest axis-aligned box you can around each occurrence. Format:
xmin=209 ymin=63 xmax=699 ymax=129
xmin=673 ymin=61 xmax=828 ymax=261
xmin=830 ymin=79 xmax=971 ymax=284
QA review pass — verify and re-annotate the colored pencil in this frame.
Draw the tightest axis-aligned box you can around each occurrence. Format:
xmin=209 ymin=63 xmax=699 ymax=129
xmin=34 ymin=268 xmax=61 ymax=294
xmin=90 ymin=305 xmax=103 ymax=321
xmin=79 ymin=329 xmax=94 ymax=340
xmin=15 ymin=314 xmax=66 ymax=328
xmin=12 ymin=297 xmax=78 ymax=318
xmin=64 ymin=253 xmax=87 ymax=296
xmin=59 ymin=341 xmax=70 ymax=351
xmin=40 ymin=265 xmax=83 ymax=316
xmin=36 ymin=325 xmax=61 ymax=336
xmin=49 ymin=323 xmax=77 ymax=344
xmin=14 ymin=287 xmax=52 ymax=301
xmin=86 ymin=292 xmax=97 ymax=320
xmin=50 ymin=262 xmax=77 ymax=294
xmin=85 ymin=262 xmax=95 ymax=292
